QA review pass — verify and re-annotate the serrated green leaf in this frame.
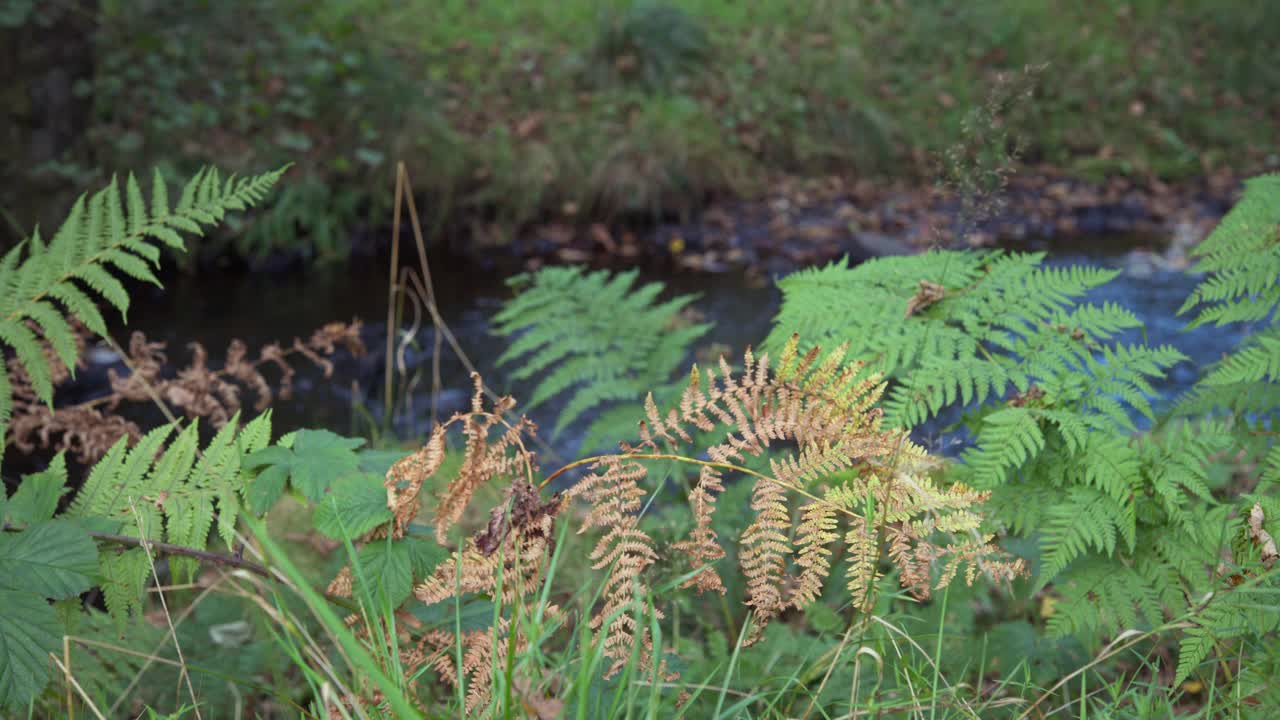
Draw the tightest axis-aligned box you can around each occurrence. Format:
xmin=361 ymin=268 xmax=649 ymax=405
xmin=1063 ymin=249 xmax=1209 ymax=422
xmin=313 ymin=474 xmax=393 ymax=540
xmin=357 ymin=448 xmax=411 ymax=476
xmin=3 ymin=454 xmax=68 ymax=526
xmin=0 ymin=590 xmax=61 ymax=710
xmin=356 ymin=540 xmax=414 ymax=608
xmin=0 ymin=521 xmax=97 ymax=598
xmin=246 ymin=464 xmax=289 ymax=516
xmin=245 ymin=430 xmax=364 ymax=502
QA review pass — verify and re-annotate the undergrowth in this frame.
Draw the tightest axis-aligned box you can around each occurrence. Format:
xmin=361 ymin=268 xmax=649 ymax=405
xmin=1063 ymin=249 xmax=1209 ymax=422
xmin=0 ymin=167 xmax=1277 ymax=718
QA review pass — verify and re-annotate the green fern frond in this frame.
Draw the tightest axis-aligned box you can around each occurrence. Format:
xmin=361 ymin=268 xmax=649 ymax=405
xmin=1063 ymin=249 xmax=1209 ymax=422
xmin=1046 ymin=558 xmax=1162 ymax=639
xmin=884 ymin=356 xmax=1021 ymax=428
xmin=0 ymin=166 xmax=285 ymax=459
xmin=770 ymin=250 xmax=1170 ymax=431
xmin=1201 ymin=329 xmax=1280 ymax=387
xmin=66 ymin=412 xmax=274 ymax=620
xmin=1180 ymin=173 xmax=1280 ymax=328
xmin=962 ymin=407 xmax=1045 ymax=488
xmin=1038 ymin=487 xmax=1135 ymax=583
xmin=493 ymin=266 xmax=710 ymax=444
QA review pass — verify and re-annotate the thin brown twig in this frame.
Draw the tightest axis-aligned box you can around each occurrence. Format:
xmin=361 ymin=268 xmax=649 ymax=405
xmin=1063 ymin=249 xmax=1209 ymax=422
xmin=85 ymin=531 xmax=272 ymax=579
xmin=385 ymin=161 xmax=406 ymax=416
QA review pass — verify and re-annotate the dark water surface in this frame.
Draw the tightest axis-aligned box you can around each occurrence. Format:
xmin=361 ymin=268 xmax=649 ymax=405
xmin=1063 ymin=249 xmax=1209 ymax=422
xmin=113 ymin=239 xmax=1248 ymax=455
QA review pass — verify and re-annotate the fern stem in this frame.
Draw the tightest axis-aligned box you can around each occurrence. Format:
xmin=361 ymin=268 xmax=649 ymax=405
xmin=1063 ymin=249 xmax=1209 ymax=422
xmin=102 ymin=332 xmax=182 ymax=429
xmin=384 ymin=162 xmax=406 ymax=418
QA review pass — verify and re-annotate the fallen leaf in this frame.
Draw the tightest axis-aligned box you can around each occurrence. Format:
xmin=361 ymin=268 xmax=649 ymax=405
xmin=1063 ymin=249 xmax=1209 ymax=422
xmin=515 ymin=111 xmax=546 ymax=139
xmin=589 ymin=223 xmax=616 ymax=252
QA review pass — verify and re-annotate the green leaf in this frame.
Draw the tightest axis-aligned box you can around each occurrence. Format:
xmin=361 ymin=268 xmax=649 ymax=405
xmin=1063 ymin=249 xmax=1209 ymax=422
xmin=0 ymin=521 xmax=98 ymax=598
xmin=244 ymin=430 xmax=365 ymax=502
xmin=0 ymin=590 xmax=61 ymax=710
xmin=3 ymin=454 xmax=68 ymax=526
xmin=312 ymin=474 xmax=393 ymax=540
xmin=358 ymin=448 xmax=411 ymax=476
xmin=357 ymin=540 xmax=414 ymax=608
xmin=246 ymin=464 xmax=289 ymax=516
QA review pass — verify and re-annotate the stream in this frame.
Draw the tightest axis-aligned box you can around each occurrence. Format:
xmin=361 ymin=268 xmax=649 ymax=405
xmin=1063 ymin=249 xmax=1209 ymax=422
xmin=98 ymin=234 xmax=1248 ymax=461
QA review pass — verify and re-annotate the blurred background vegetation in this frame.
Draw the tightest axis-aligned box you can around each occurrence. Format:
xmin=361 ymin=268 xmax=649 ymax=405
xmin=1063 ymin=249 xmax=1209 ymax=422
xmin=2 ymin=0 xmax=1278 ymax=262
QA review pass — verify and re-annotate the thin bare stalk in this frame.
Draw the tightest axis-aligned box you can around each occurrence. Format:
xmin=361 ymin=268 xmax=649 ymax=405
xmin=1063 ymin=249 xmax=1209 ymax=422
xmin=384 ymin=162 xmax=406 ymax=415
xmin=49 ymin=653 xmax=107 ymax=720
xmin=130 ymin=502 xmax=203 ymax=720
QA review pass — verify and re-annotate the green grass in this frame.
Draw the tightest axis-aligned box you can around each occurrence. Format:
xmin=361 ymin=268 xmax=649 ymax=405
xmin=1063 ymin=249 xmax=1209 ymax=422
xmin=24 ymin=0 xmax=1274 ymax=260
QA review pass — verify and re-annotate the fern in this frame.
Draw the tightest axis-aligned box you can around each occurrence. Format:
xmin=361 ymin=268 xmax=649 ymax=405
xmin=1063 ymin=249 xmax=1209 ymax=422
xmin=766 ymin=250 xmax=1174 ymax=432
xmin=1179 ymin=174 xmax=1280 ymax=329
xmin=1174 ymin=175 xmax=1280 ymax=481
xmin=492 ymin=266 xmax=710 ymax=447
xmin=1145 ymin=174 xmax=1280 ymax=688
xmin=66 ymin=412 xmax=273 ymax=621
xmin=412 ymin=342 xmax=1022 ymax=694
xmin=762 ymin=238 xmax=1280 ymax=696
xmin=0 ymin=166 xmax=285 ymax=459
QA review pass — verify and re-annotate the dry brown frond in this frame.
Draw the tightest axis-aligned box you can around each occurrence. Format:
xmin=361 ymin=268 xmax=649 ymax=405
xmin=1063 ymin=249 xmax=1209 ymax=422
xmin=387 ymin=339 xmax=1022 ymax=711
xmin=7 ymin=321 xmax=366 ymax=462
xmin=433 ymin=373 xmax=536 ymax=544
xmin=565 ymin=456 xmax=662 ymax=676
xmin=385 ymin=425 xmax=447 ymax=538
xmin=9 ymin=405 xmax=141 ymax=462
xmin=671 ymin=466 xmax=726 ymax=594
xmin=740 ymin=475 xmax=792 ymax=644
xmin=326 ymin=565 xmax=354 ymax=599
xmin=1249 ymin=503 xmax=1278 ymax=570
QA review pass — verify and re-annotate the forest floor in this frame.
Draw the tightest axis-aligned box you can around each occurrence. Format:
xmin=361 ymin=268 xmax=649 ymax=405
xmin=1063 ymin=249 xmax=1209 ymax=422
xmin=7 ymin=1 xmax=1278 ymax=265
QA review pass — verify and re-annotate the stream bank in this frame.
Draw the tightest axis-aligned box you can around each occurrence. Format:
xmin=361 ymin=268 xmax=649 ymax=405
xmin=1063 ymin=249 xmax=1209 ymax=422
xmin=67 ymin=223 xmax=1245 ymax=464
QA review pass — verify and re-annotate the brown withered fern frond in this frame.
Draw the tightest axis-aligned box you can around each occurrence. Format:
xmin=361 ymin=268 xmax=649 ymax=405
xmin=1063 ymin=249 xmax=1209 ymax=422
xmin=337 ymin=337 xmax=1022 ymax=713
xmin=7 ymin=320 xmax=366 ymax=463
xmin=563 ymin=455 xmax=664 ymax=676
xmin=432 ymin=373 xmax=538 ymax=544
xmin=671 ymin=465 xmax=726 ymax=594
